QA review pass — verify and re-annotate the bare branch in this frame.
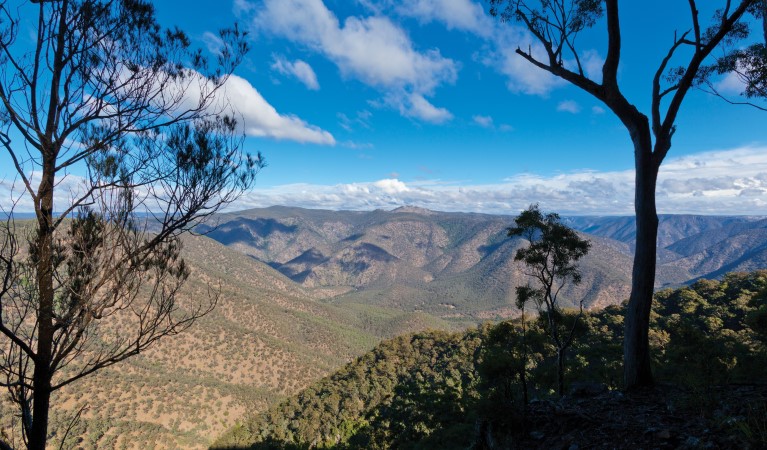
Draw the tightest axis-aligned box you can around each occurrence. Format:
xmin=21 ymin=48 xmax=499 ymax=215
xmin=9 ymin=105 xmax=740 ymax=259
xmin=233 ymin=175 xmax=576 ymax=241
xmin=656 ymin=0 xmax=754 ymax=163
xmin=700 ymin=80 xmax=767 ymax=111
xmin=652 ymin=30 xmax=691 ymax=135
xmin=603 ymin=0 xmax=621 ymax=90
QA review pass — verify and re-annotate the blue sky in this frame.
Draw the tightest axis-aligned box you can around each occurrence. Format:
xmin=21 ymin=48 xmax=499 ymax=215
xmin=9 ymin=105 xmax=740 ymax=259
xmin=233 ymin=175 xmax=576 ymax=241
xmin=2 ymin=0 xmax=767 ymax=215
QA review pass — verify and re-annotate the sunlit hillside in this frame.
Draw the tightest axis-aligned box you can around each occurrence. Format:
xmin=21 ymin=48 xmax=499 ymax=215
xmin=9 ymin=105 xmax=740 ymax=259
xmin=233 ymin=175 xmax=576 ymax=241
xmin=0 ymin=233 xmax=462 ymax=449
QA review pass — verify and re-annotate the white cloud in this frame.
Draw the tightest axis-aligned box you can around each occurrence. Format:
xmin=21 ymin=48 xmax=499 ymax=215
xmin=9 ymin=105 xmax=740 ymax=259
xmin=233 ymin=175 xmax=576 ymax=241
xmin=400 ymin=93 xmax=453 ymax=123
xmin=715 ymin=71 xmax=747 ymax=95
xmin=233 ymin=0 xmax=255 ymax=16
xmin=243 ymin=0 xmax=457 ymax=122
xmin=361 ymin=0 xmax=543 ymax=97
xmin=271 ymin=56 xmax=320 ymax=90
xmin=557 ymin=100 xmax=581 ymax=114
xmin=580 ymin=49 xmax=604 ymax=82
xmin=592 ymin=106 xmax=606 ymax=115
xmin=470 ymin=14 xmax=604 ymax=97
xmin=340 ymin=140 xmax=374 ymax=149
xmin=364 ymin=0 xmax=587 ymax=96
xmin=219 ymin=75 xmax=334 ymax=144
xmin=373 ymin=178 xmax=410 ymax=194
xmin=202 ymin=31 xmax=225 ymax=55
xmin=7 ymin=148 xmax=767 ymax=215
xmin=139 ymin=66 xmax=333 ymax=145
xmin=481 ymin=27 xmax=566 ymax=96
xmin=224 ymin=147 xmax=767 ymax=215
xmin=473 ymin=115 xmax=493 ymax=127
xmin=0 ymin=172 xmax=90 ymax=213
xmin=391 ymin=0 xmax=493 ymax=37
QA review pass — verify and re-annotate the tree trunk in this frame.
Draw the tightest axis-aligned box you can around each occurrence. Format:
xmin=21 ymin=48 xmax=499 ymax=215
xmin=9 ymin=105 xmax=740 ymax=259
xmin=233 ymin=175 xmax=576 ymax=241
xmin=29 ymin=163 xmax=56 ymax=450
xmin=557 ymin=347 xmax=565 ymax=397
xmin=28 ymin=380 xmax=51 ymax=450
xmin=520 ymin=315 xmax=529 ymax=407
xmin=623 ymin=132 xmax=658 ymax=389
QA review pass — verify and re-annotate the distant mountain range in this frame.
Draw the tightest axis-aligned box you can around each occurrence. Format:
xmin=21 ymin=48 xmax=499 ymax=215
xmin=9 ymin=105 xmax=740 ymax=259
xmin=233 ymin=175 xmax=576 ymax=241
xmin=198 ymin=206 xmax=767 ymax=319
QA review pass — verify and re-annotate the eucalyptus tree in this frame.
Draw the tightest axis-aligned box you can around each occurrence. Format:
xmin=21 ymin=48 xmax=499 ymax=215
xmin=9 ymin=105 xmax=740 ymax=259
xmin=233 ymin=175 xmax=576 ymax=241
xmin=489 ymin=0 xmax=766 ymax=388
xmin=0 ymin=0 xmax=262 ymax=448
xmin=509 ymin=204 xmax=590 ymax=397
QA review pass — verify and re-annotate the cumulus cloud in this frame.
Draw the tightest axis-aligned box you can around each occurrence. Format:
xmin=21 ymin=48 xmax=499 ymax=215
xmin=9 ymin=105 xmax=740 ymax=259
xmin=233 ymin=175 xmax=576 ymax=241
xmin=489 ymin=43 xmax=561 ymax=95
xmin=373 ymin=178 xmax=410 ymax=194
xmin=557 ymin=100 xmax=581 ymax=113
xmin=473 ymin=115 xmax=493 ymax=127
xmin=477 ymin=25 xmax=570 ymax=96
xmin=715 ymin=71 xmax=748 ymax=95
xmin=241 ymin=0 xmax=457 ymax=122
xmin=366 ymin=0 xmax=572 ymax=96
xmin=223 ymin=147 xmax=767 ymax=215
xmin=155 ymin=68 xmax=334 ymax=144
xmin=7 ymin=147 xmax=766 ymax=214
xmin=271 ymin=56 xmax=320 ymax=90
xmin=389 ymin=0 xmax=494 ymax=37
xmin=220 ymin=75 xmax=334 ymax=143
xmin=400 ymin=93 xmax=453 ymax=123
xmin=464 ymin=7 xmax=604 ymax=96
xmin=365 ymin=0 xmax=561 ymax=96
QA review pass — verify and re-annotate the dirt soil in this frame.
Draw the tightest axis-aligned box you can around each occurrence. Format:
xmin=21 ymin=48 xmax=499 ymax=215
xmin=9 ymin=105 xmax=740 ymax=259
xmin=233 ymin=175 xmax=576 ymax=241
xmin=509 ymin=383 xmax=767 ymax=449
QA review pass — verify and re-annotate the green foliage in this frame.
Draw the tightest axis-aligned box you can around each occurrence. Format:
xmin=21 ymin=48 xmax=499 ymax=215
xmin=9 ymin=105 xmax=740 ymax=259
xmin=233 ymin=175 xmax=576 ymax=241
xmin=474 ymin=322 xmax=531 ymax=437
xmin=651 ymin=272 xmax=767 ymax=387
xmin=508 ymin=205 xmax=591 ymax=288
xmin=509 ymin=204 xmax=591 ymax=396
xmin=215 ymin=270 xmax=767 ymax=450
xmin=215 ymin=330 xmax=484 ymax=450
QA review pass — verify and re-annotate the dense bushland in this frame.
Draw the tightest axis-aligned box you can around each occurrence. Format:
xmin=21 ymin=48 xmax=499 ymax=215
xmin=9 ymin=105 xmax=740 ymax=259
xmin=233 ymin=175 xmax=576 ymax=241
xmin=213 ymin=271 xmax=767 ymax=449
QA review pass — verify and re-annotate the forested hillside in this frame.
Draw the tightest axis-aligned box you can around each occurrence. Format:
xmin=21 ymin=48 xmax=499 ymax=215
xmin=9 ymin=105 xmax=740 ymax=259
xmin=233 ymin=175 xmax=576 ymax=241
xmin=213 ymin=271 xmax=767 ymax=449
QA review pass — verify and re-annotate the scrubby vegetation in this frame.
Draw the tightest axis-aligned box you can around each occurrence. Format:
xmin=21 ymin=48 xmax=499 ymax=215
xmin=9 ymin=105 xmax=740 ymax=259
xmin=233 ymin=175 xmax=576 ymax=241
xmin=213 ymin=271 xmax=767 ymax=449
xmin=0 ymin=230 xmax=472 ymax=449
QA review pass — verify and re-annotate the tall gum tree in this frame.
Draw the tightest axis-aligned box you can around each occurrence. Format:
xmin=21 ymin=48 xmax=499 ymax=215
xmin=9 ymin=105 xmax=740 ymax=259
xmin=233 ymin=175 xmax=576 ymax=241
xmin=488 ymin=0 xmax=766 ymax=389
xmin=0 ymin=0 xmax=263 ymax=448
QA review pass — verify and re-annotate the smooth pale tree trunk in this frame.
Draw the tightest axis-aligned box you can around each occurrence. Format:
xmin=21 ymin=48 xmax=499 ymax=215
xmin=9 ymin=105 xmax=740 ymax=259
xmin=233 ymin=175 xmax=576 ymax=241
xmin=623 ymin=126 xmax=659 ymax=389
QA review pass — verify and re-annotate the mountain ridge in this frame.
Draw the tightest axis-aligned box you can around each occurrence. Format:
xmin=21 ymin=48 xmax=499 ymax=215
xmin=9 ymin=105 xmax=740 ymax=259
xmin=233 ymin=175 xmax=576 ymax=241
xmin=199 ymin=207 xmax=767 ymax=317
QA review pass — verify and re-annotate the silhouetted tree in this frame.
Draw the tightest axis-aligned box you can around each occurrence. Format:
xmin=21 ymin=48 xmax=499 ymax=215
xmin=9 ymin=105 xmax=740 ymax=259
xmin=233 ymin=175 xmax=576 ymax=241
xmin=509 ymin=205 xmax=590 ymax=396
xmin=489 ymin=0 xmax=765 ymax=389
xmin=0 ymin=0 xmax=262 ymax=448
